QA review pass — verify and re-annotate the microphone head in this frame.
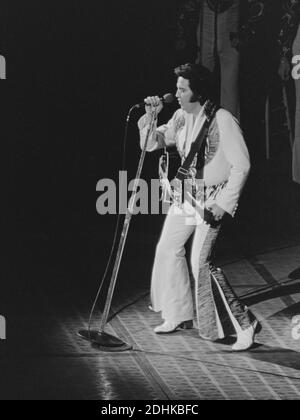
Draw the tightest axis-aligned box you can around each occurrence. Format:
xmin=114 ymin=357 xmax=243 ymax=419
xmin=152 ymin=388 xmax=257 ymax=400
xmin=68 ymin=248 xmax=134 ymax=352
xmin=132 ymin=93 xmax=174 ymax=110
xmin=162 ymin=93 xmax=174 ymax=104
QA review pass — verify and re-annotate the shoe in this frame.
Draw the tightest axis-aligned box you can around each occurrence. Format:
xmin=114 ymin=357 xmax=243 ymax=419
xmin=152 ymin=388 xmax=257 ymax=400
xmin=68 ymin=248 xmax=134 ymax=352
xmin=154 ymin=320 xmax=193 ymax=334
xmin=232 ymin=320 xmax=261 ymax=351
xmin=148 ymin=303 xmax=154 ymax=311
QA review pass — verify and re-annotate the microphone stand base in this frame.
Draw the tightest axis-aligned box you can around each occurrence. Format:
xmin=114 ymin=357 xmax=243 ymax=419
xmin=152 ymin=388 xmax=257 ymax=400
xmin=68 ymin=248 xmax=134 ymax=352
xmin=77 ymin=329 xmax=132 ymax=352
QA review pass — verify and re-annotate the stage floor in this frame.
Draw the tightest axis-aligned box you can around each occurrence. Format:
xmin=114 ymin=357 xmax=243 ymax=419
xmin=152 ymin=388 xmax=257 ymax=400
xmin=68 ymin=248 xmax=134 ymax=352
xmin=1 ymin=233 xmax=300 ymax=400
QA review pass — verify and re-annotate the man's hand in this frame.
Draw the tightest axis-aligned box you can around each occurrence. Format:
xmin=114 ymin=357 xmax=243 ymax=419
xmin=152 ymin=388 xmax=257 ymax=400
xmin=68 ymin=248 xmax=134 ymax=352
xmin=144 ymin=96 xmax=164 ymax=117
xmin=206 ymin=203 xmax=226 ymax=222
xmin=278 ymin=58 xmax=291 ymax=82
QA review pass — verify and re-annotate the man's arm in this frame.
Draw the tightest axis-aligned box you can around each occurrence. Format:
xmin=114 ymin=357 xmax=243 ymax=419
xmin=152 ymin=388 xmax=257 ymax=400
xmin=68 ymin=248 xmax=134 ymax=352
xmin=278 ymin=0 xmax=300 ymax=61
xmin=138 ymin=114 xmax=166 ymax=152
xmin=214 ymin=110 xmax=251 ymax=217
xmin=138 ymin=109 xmax=183 ymax=152
xmin=278 ymin=0 xmax=300 ymax=81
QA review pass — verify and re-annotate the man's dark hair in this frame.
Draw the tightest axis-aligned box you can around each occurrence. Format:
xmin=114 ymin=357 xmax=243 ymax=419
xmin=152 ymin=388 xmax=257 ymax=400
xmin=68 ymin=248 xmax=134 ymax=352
xmin=174 ymin=63 xmax=213 ymax=105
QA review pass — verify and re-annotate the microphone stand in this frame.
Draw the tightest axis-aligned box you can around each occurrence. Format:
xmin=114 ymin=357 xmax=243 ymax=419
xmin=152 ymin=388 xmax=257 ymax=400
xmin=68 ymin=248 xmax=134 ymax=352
xmin=78 ymin=107 xmax=158 ymax=351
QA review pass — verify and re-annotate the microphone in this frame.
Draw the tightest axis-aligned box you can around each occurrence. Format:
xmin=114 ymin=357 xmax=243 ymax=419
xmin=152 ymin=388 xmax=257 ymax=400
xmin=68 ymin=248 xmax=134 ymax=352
xmin=133 ymin=93 xmax=174 ymax=109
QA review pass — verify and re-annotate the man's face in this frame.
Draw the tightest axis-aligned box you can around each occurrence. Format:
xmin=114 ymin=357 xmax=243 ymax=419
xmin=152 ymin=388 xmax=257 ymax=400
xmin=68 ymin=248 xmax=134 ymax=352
xmin=175 ymin=76 xmax=198 ymax=113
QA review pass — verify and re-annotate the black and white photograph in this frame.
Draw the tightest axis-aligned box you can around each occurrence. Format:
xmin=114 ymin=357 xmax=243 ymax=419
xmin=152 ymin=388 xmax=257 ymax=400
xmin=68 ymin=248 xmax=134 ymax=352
xmin=1 ymin=0 xmax=300 ymax=402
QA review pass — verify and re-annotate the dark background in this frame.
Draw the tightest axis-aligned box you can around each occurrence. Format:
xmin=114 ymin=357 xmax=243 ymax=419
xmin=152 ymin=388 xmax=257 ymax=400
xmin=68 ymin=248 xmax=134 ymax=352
xmin=1 ymin=0 xmax=300 ymax=346
xmin=1 ymin=0 xmax=293 ymax=231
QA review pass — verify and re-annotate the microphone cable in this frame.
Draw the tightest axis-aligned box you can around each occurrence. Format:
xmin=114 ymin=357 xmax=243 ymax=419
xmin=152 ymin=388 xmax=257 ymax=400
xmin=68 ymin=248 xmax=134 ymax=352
xmin=86 ymin=105 xmax=138 ymax=338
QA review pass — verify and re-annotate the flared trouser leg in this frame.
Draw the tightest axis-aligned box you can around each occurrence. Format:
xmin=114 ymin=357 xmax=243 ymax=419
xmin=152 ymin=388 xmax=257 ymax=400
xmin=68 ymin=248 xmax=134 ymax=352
xmin=151 ymin=205 xmax=196 ymax=324
xmin=191 ymin=221 xmax=255 ymax=341
xmin=199 ymin=1 xmax=240 ymax=118
xmin=151 ymin=202 xmax=255 ymax=337
xmin=217 ymin=0 xmax=240 ymax=118
xmin=293 ymin=28 xmax=300 ymax=184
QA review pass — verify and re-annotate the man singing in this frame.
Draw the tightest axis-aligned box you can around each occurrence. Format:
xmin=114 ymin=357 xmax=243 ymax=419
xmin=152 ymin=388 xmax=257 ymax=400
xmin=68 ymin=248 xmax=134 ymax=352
xmin=138 ymin=63 xmax=260 ymax=351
